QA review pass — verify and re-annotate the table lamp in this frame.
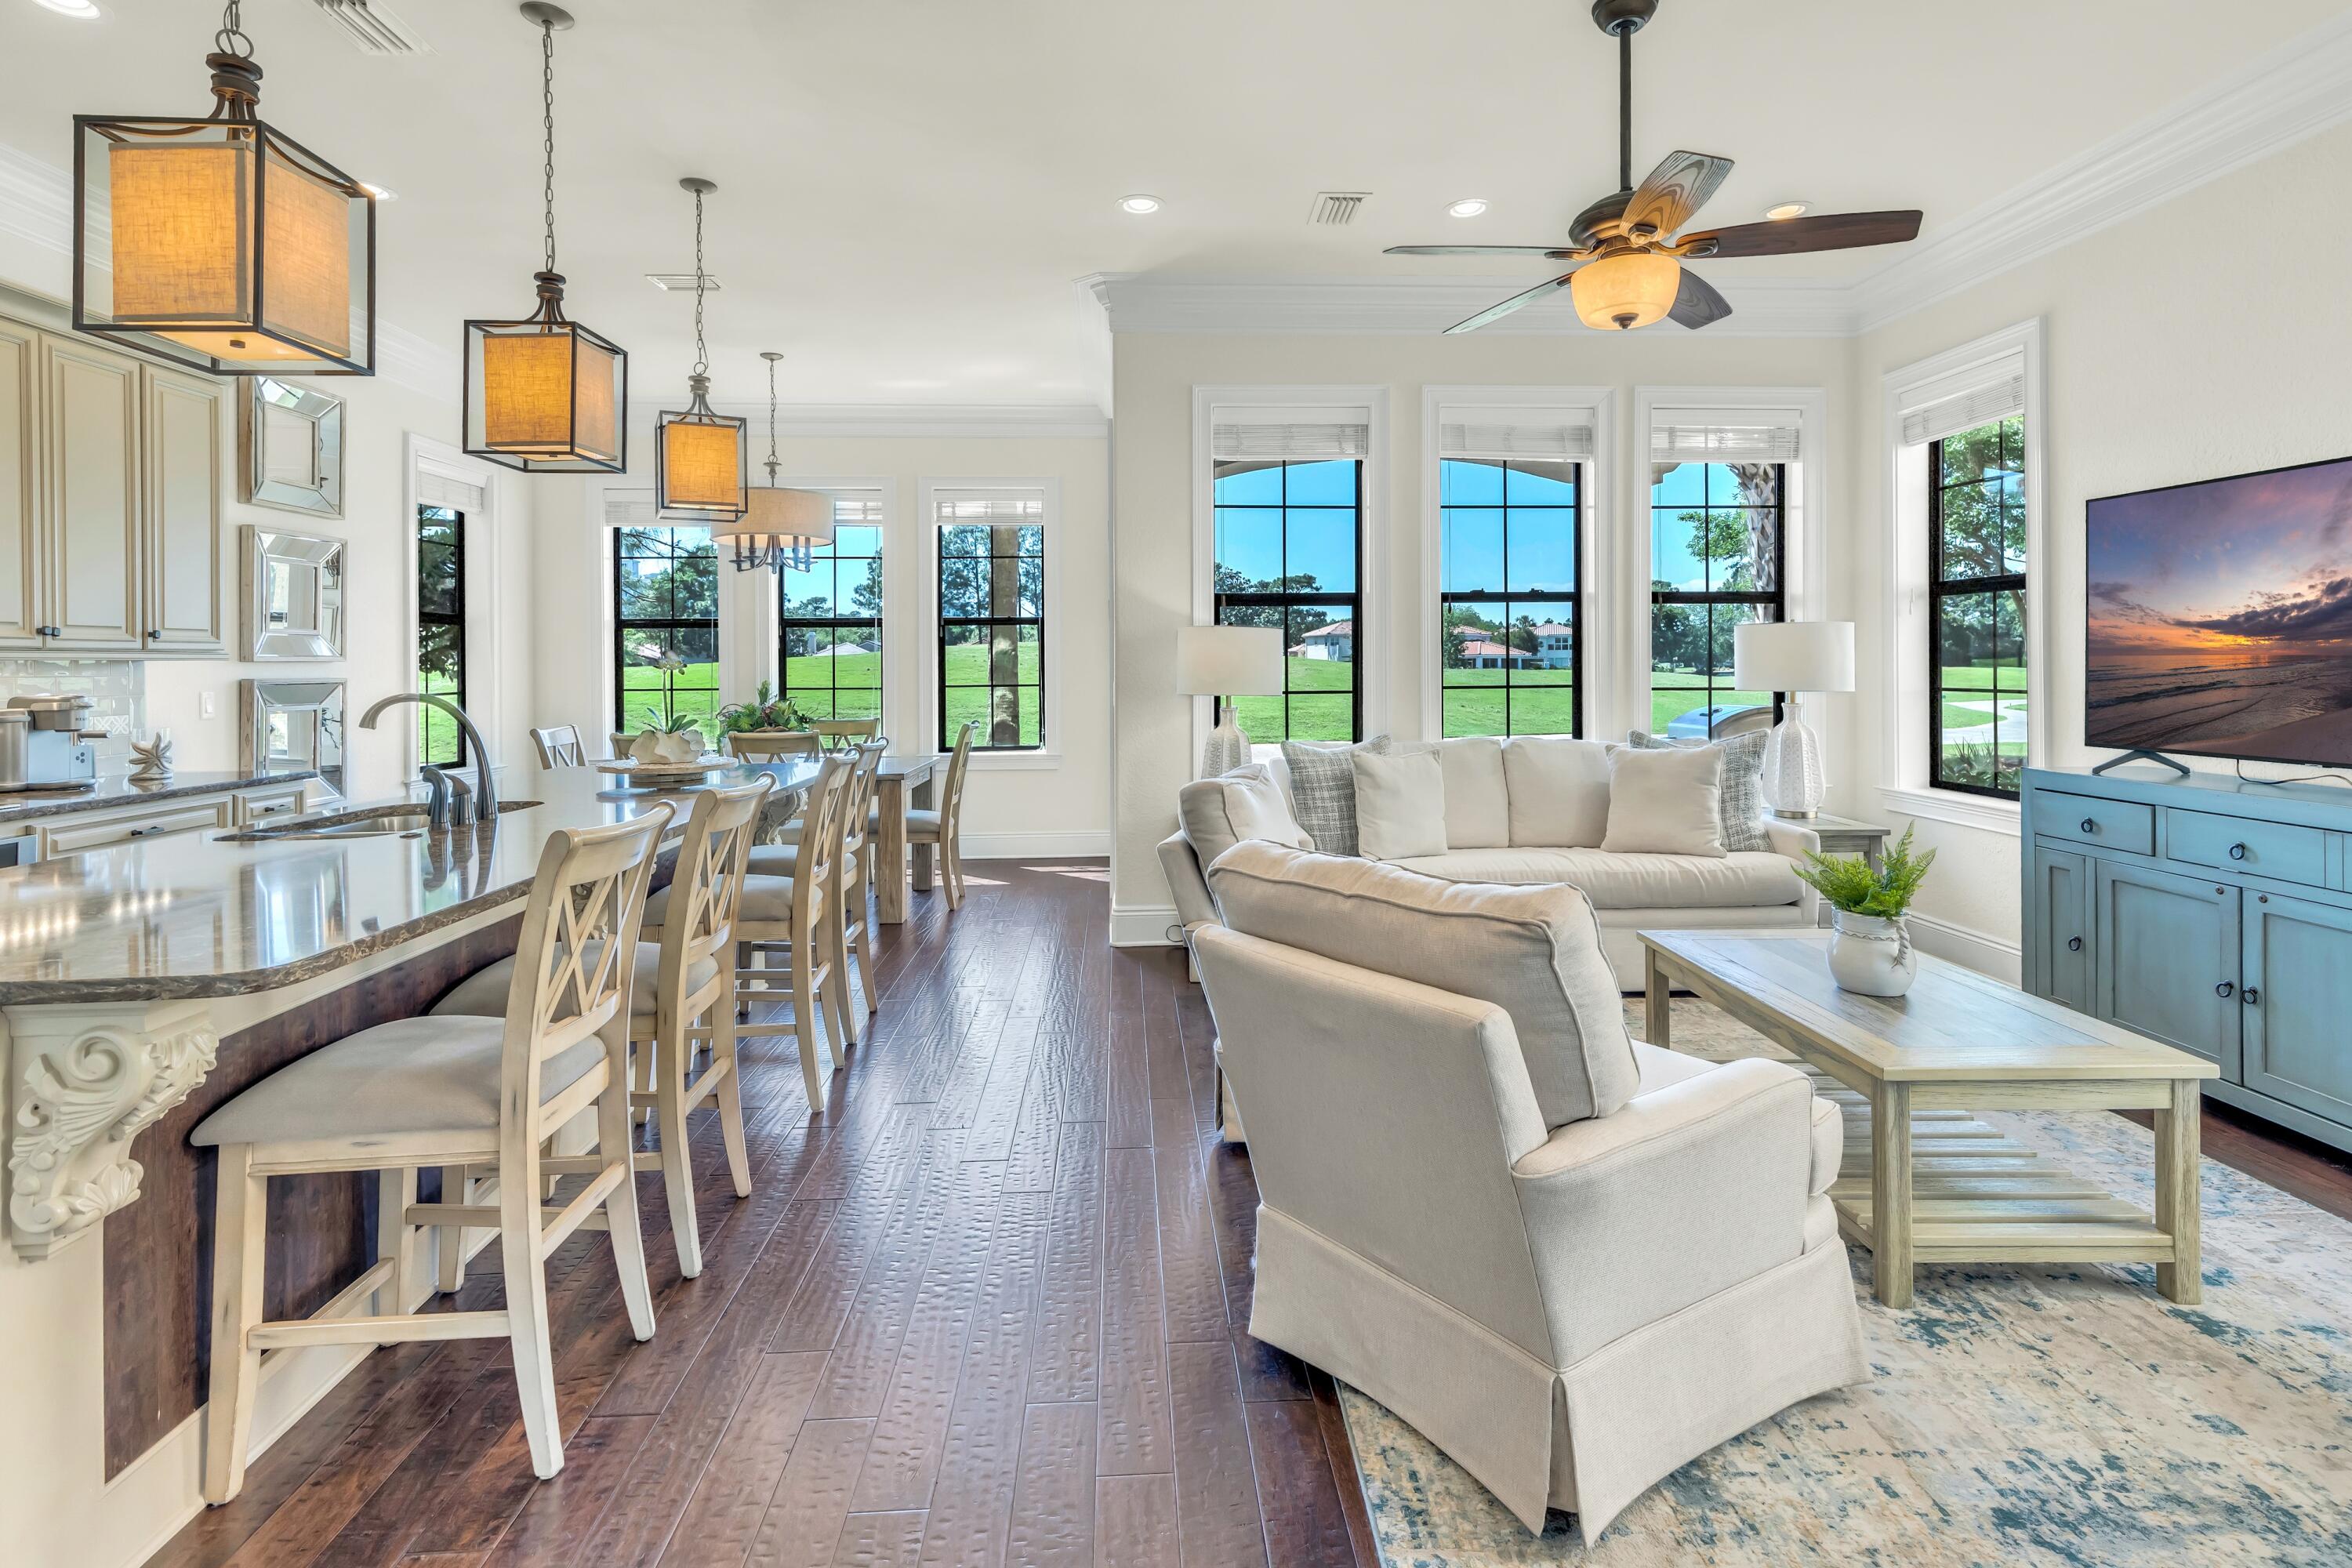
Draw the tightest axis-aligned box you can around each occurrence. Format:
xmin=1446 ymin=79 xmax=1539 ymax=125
xmin=1733 ymin=619 xmax=1856 ymax=818
xmin=1177 ymin=625 xmax=1284 ymax=777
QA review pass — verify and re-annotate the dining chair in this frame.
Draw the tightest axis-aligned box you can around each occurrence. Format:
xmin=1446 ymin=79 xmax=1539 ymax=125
xmin=905 ymin=720 xmax=977 ymax=909
xmin=530 ymin=724 xmax=586 ymax=768
xmin=731 ymin=753 xmax=854 ymax=1110
xmin=811 ymin=718 xmax=881 ymax=746
xmin=191 ymin=807 xmax=671 ymax=1501
xmin=729 ymin=729 xmax=822 ymax=762
xmin=432 ymin=779 xmax=771 ymax=1279
xmin=748 ymin=738 xmax=884 ymax=1036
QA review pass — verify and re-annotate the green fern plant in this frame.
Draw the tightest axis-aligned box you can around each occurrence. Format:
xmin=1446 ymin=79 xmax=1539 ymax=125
xmin=1792 ymin=823 xmax=1936 ymax=920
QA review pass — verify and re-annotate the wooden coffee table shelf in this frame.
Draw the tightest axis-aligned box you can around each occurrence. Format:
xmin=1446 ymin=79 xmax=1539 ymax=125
xmin=1639 ymin=928 xmax=2219 ymax=1309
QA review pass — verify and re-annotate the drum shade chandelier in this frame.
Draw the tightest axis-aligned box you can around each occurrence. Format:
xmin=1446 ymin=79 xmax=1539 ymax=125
xmin=713 ymin=351 xmax=835 ymax=573
xmin=461 ymin=2 xmax=626 ymax=472
xmin=72 ymin=0 xmax=376 ymax=375
xmin=654 ymin=178 xmax=747 ymax=521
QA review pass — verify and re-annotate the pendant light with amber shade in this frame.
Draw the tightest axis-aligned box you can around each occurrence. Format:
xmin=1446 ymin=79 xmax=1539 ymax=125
xmin=654 ymin=179 xmax=747 ymax=521
xmin=72 ymin=0 xmax=375 ymax=376
xmin=461 ymin=3 xmax=626 ymax=473
xmin=713 ymin=352 xmax=836 ymax=573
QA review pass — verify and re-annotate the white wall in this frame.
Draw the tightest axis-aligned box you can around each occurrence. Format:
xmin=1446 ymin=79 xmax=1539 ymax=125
xmin=1831 ymin=117 xmax=2352 ymax=967
xmin=1108 ymin=329 xmax=1853 ymax=936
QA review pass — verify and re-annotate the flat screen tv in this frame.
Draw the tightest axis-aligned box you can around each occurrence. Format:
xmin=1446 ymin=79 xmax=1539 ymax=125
xmin=2087 ymin=454 xmax=2352 ymax=767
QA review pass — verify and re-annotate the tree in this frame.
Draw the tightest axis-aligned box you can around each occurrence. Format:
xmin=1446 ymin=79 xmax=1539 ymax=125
xmin=1214 ymin=565 xmax=1330 ymax=638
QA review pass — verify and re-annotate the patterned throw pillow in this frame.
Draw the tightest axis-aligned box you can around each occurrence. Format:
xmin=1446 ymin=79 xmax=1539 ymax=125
xmin=1628 ymin=728 xmax=1770 ymax=852
xmin=1280 ymin=735 xmax=1390 ymax=857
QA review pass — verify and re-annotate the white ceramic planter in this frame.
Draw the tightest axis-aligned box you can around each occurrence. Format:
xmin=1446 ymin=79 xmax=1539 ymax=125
xmin=1827 ymin=910 xmax=1918 ymax=997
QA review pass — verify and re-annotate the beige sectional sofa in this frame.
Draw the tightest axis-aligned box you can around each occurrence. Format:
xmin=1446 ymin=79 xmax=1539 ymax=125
xmin=1159 ymin=734 xmax=1821 ymax=990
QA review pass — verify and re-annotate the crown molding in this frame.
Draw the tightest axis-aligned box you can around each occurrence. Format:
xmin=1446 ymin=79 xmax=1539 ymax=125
xmin=0 ymin=142 xmax=73 ymax=263
xmin=628 ymin=401 xmax=1109 ymax=439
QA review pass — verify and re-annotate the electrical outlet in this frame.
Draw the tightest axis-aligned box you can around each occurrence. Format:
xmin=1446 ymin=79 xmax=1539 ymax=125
xmin=200 ymin=691 xmax=217 ymax=720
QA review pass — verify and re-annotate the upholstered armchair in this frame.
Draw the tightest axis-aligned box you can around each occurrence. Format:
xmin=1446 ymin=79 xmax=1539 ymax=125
xmin=1193 ymin=843 xmax=1865 ymax=1541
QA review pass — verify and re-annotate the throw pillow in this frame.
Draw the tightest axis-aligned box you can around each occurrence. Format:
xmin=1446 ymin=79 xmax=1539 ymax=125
xmin=1177 ymin=762 xmax=1312 ymax=867
xmin=1600 ymin=744 xmax=1726 ymax=857
xmin=1433 ymin=736 xmax=1510 ymax=849
xmin=1281 ymin=735 xmax=1389 ymax=858
xmin=1352 ymin=746 xmax=1449 ymax=860
xmin=1629 ymin=728 xmax=1770 ymax=852
xmin=1205 ymin=840 xmax=1639 ymax=1127
xmin=1498 ymin=735 xmax=1613 ymax=848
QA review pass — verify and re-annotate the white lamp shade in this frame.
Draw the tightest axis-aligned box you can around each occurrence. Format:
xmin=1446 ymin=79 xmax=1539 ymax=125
xmin=720 ymin=486 xmax=836 ymax=543
xmin=1176 ymin=625 xmax=1284 ymax=696
xmin=1734 ymin=620 xmax=1857 ymax=693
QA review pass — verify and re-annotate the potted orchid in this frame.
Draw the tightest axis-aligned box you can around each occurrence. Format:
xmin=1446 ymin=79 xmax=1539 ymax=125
xmin=1792 ymin=825 xmax=1936 ymax=997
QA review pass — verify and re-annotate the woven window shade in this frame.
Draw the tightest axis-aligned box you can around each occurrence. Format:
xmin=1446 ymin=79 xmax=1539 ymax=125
xmin=1900 ymin=372 xmax=2026 ymax=448
xmin=1439 ymin=419 xmax=1595 ymax=461
xmin=417 ymin=470 xmax=485 ymax=514
xmin=602 ymin=488 xmax=656 ymax=529
xmin=1210 ymin=422 xmax=1369 ymax=460
xmin=935 ymin=495 xmax=1044 ymax=524
xmin=1650 ymin=419 xmax=1803 ymax=463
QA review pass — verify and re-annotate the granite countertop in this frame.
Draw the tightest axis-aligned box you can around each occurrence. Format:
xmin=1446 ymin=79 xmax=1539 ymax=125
xmin=0 ymin=760 xmax=822 ymax=1006
xmin=0 ymin=769 xmax=322 ymax=828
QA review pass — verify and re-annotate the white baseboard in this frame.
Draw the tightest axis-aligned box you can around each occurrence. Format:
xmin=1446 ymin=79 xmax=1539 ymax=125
xmin=1110 ymin=902 xmax=1182 ymax=947
xmin=1907 ymin=911 xmax=2022 ymax=983
xmin=960 ymin=829 xmax=1111 ymax=859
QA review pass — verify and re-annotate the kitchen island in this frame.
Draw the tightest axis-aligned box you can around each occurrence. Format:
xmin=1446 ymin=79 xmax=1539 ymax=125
xmin=0 ymin=759 xmax=818 ymax=1568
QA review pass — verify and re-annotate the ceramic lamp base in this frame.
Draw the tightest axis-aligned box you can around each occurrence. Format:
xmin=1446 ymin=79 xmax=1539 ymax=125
xmin=1200 ymin=712 xmax=1252 ymax=778
xmin=1760 ymin=699 xmax=1826 ymax=817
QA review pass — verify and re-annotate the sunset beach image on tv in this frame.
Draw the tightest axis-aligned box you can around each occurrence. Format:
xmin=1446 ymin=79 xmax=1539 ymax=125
xmin=2087 ymin=455 xmax=2352 ymax=766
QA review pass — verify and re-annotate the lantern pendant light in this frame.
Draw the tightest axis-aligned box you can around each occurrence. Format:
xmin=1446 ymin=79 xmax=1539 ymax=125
xmin=461 ymin=3 xmax=626 ymax=473
xmin=71 ymin=0 xmax=375 ymax=376
xmin=654 ymin=178 xmax=748 ymax=521
xmin=713 ymin=352 xmax=837 ymax=573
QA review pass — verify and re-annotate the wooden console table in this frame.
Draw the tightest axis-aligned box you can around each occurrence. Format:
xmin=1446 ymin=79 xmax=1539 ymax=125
xmin=1639 ymin=928 xmax=2217 ymax=1309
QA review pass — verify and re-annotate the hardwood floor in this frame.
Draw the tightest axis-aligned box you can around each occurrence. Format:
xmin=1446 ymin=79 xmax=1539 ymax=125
xmin=145 ymin=860 xmax=1376 ymax=1568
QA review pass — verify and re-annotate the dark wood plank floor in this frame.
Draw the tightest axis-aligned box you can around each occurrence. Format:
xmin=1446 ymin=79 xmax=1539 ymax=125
xmin=146 ymin=860 xmax=1376 ymax=1568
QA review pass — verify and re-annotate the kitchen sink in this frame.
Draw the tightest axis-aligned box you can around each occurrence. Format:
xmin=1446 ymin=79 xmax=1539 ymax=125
xmin=215 ymin=800 xmax=540 ymax=843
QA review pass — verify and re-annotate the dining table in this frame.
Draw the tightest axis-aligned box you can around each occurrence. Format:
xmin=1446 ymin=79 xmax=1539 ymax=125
xmin=872 ymin=753 xmax=940 ymax=923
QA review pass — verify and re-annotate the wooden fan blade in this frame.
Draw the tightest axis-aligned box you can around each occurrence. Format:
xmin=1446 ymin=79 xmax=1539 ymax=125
xmin=1679 ymin=209 xmax=1923 ymax=258
xmin=1624 ymin=150 xmax=1734 ymax=238
xmin=1443 ymin=272 xmax=1577 ymax=334
xmin=1385 ymin=245 xmax=1582 ymax=257
xmin=1668 ymin=267 xmax=1733 ymax=330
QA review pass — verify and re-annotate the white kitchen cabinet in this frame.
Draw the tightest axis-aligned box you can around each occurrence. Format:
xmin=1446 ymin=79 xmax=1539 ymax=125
xmin=140 ymin=363 xmax=224 ymax=652
xmin=0 ymin=318 xmax=38 ymax=649
xmin=41 ymin=332 xmax=143 ymax=651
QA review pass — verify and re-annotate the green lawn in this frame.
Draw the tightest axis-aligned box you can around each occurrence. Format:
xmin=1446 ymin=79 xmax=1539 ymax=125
xmin=617 ymin=646 xmax=1043 ymax=748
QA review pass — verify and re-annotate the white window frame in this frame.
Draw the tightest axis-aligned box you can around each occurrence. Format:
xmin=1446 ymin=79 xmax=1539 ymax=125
xmin=916 ymin=477 xmax=1063 ymax=768
xmin=1191 ymin=385 xmax=1390 ymax=762
xmin=401 ymin=433 xmax=504 ymax=789
xmin=1878 ymin=319 xmax=2046 ymax=835
xmin=764 ymin=476 xmax=897 ymax=742
xmin=1629 ymin=386 xmax=1828 ymax=750
xmin=1420 ymin=386 xmax=1616 ymax=740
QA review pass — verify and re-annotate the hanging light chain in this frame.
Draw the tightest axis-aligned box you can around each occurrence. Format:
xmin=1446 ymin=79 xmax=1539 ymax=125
xmin=766 ymin=355 xmax=782 ymax=479
xmin=691 ymin=187 xmax=710 ymax=378
xmin=539 ymin=20 xmax=558 ymax=274
xmin=216 ymin=0 xmax=253 ymax=57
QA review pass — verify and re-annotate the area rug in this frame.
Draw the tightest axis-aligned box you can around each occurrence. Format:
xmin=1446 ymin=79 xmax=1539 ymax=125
xmin=1339 ymin=999 xmax=2352 ymax=1567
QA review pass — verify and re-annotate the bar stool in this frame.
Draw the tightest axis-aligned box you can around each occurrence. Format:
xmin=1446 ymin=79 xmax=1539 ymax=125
xmin=191 ymin=808 xmax=672 ymax=1502
xmin=747 ymin=739 xmax=884 ymax=1039
xmin=433 ymin=779 xmax=771 ymax=1279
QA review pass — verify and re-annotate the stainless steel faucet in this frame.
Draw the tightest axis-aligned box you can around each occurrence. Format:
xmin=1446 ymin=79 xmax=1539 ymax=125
xmin=359 ymin=694 xmax=499 ymax=828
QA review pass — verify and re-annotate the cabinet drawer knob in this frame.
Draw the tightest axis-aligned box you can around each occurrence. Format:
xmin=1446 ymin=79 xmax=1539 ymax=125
xmin=2067 ymin=935 xmax=2083 ymax=951
xmin=2228 ymin=841 xmax=2249 ymax=860
xmin=2243 ymin=986 xmax=2261 ymax=1006
xmin=2215 ymin=981 xmax=2234 ymax=999
xmin=2080 ymin=818 xmax=2097 ymax=833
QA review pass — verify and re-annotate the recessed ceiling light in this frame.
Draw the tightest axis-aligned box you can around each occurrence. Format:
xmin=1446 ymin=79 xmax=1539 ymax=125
xmin=360 ymin=181 xmax=397 ymax=201
xmin=1764 ymin=200 xmax=1809 ymax=220
xmin=1117 ymin=194 xmax=1162 ymax=215
xmin=34 ymin=0 xmax=103 ymax=16
xmin=1446 ymin=198 xmax=1490 ymax=219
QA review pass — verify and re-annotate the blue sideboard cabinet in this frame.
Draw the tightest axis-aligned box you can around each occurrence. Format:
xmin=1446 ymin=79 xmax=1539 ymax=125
xmin=2022 ymin=764 xmax=2352 ymax=1155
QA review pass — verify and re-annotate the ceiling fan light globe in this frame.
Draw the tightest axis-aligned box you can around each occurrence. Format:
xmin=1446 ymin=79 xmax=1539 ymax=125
xmin=1570 ymin=252 xmax=1680 ymax=331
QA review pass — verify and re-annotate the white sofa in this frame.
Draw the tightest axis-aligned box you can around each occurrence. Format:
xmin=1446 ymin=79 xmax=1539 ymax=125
xmin=1193 ymin=842 xmax=1865 ymax=1541
xmin=1158 ymin=735 xmax=1820 ymax=991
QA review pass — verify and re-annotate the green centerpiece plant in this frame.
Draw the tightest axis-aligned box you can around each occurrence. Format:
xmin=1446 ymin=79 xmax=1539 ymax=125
xmin=716 ymin=680 xmax=812 ymax=735
xmin=1792 ymin=825 xmax=1936 ymax=997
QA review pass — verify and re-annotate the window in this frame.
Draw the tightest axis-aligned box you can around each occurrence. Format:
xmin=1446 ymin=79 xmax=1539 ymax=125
xmin=1438 ymin=457 xmax=1579 ymax=735
xmin=416 ymin=504 xmax=467 ymax=766
xmin=1649 ymin=462 xmax=1784 ymax=737
xmin=614 ymin=524 xmax=719 ymax=734
xmin=1213 ymin=458 xmax=1361 ymax=742
xmin=1929 ymin=415 xmax=2027 ymax=796
xmin=937 ymin=493 xmax=1044 ymax=750
xmin=779 ymin=495 xmax=884 ymax=722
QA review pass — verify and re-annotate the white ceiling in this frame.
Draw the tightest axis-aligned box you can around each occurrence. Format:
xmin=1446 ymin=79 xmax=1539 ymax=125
xmin=5 ymin=0 xmax=2347 ymax=405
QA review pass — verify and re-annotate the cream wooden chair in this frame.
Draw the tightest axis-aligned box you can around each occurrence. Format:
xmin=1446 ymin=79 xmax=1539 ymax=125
xmin=433 ymin=779 xmax=771 ymax=1279
xmin=530 ymin=724 xmax=586 ymax=768
xmin=748 ymin=738 xmax=884 ymax=1037
xmin=730 ymin=753 xmax=853 ymax=1111
xmin=811 ymin=717 xmax=880 ymax=746
xmin=728 ymin=729 xmax=822 ymax=762
xmin=905 ymin=720 xmax=978 ymax=909
xmin=191 ymin=808 xmax=672 ymax=1502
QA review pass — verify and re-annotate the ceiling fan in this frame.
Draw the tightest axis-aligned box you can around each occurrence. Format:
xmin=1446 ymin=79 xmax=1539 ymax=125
xmin=1386 ymin=0 xmax=1924 ymax=333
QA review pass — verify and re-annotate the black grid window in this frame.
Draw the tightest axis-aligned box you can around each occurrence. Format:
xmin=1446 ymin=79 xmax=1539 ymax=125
xmin=778 ymin=503 xmax=884 ymax=723
xmin=1929 ymin=415 xmax=2027 ymax=796
xmin=1648 ymin=462 xmax=1785 ymax=739
xmin=1439 ymin=457 xmax=1581 ymax=736
xmin=416 ymin=505 xmax=467 ymax=767
xmin=1211 ymin=458 xmax=1361 ymax=743
xmin=614 ymin=525 xmax=719 ymax=734
xmin=938 ymin=501 xmax=1043 ymax=750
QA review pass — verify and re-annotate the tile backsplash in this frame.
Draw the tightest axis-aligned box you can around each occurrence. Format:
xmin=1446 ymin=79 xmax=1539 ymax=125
xmin=0 ymin=659 xmax=146 ymax=768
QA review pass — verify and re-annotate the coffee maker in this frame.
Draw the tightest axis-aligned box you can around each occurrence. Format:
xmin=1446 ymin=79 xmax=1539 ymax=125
xmin=0 ymin=695 xmax=100 ymax=792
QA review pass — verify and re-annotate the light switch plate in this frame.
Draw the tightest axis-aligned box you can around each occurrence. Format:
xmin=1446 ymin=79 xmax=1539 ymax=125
xmin=200 ymin=691 xmax=217 ymax=720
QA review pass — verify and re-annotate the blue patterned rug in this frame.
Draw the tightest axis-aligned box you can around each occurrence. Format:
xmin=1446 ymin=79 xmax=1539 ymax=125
xmin=1340 ymin=1000 xmax=2352 ymax=1567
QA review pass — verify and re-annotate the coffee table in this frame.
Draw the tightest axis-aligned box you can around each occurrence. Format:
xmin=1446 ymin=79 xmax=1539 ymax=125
xmin=1639 ymin=928 xmax=2219 ymax=1308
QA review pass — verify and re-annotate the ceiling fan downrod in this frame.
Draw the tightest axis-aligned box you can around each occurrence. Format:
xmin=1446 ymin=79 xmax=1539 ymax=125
xmin=1592 ymin=0 xmax=1658 ymax=192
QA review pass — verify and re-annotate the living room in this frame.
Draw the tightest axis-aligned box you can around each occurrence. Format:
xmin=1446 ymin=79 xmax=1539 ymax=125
xmin=4 ymin=1 xmax=2351 ymax=1564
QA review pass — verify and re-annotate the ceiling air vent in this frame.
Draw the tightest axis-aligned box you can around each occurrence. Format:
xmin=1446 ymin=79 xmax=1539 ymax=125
xmin=1309 ymin=191 xmax=1371 ymax=226
xmin=646 ymin=274 xmax=724 ymax=292
xmin=310 ymin=0 xmax=431 ymax=55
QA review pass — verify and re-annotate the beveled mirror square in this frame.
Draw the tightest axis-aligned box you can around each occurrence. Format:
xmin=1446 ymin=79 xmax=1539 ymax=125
xmin=241 ymin=678 xmax=346 ymax=793
xmin=241 ymin=376 xmax=346 ymax=517
xmin=242 ymin=525 xmax=347 ymax=660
